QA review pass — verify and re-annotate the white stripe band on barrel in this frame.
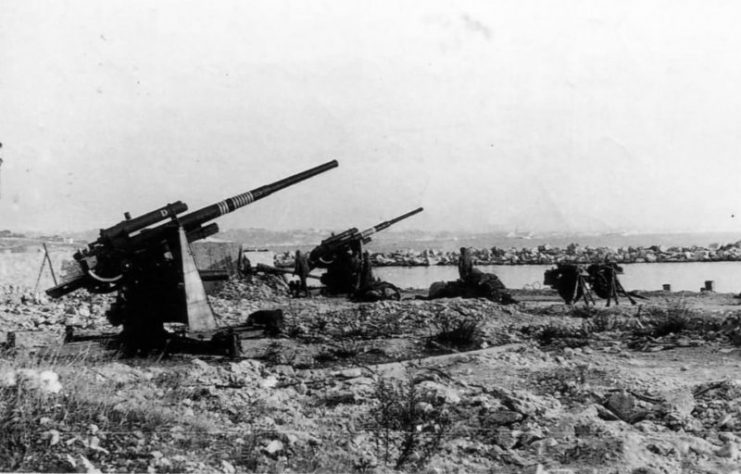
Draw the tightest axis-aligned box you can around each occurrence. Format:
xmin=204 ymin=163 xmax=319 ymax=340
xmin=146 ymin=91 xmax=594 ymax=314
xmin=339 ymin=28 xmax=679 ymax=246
xmin=217 ymin=201 xmax=229 ymax=215
xmin=233 ymin=192 xmax=254 ymax=208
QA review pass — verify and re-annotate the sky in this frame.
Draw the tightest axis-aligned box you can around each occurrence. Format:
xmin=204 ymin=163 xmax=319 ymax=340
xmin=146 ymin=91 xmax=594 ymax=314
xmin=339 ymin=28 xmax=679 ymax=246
xmin=1 ymin=0 xmax=740 ymax=235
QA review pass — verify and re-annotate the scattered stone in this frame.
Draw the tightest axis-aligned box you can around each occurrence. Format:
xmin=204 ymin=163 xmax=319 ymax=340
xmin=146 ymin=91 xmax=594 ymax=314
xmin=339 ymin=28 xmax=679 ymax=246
xmin=42 ymin=429 xmax=60 ymax=446
xmin=661 ymin=387 xmax=695 ymax=417
xmin=13 ymin=368 xmax=62 ymax=393
xmin=76 ymin=455 xmax=101 ymax=474
xmin=338 ymin=368 xmax=363 ymax=379
xmin=485 ymin=409 xmax=524 ymax=425
xmin=415 ymin=401 xmax=434 ymax=414
xmin=606 ymin=390 xmax=636 ymax=421
xmin=493 ymin=427 xmax=520 ymax=449
xmin=418 ymin=381 xmax=461 ymax=405
xmin=264 ymin=439 xmax=284 ymax=457
xmin=716 ymin=441 xmax=738 ymax=458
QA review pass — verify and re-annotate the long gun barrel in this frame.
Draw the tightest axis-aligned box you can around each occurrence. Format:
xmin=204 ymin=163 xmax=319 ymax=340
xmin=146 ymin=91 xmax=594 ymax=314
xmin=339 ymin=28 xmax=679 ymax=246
xmin=179 ymin=160 xmax=338 ymax=231
xmin=256 ymin=263 xmax=321 ymax=280
xmin=132 ymin=160 xmax=338 ymax=246
xmin=359 ymin=207 xmax=424 ymax=241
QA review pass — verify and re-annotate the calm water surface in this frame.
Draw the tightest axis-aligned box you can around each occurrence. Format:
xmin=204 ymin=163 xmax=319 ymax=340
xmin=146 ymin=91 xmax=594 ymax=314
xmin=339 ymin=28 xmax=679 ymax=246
xmin=374 ymin=262 xmax=741 ymax=292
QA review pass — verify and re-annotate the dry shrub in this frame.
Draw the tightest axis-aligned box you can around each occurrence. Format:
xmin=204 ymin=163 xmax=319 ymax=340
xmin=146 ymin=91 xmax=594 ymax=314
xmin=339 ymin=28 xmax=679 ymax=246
xmin=642 ymin=300 xmax=693 ymax=338
xmin=429 ymin=311 xmax=483 ymax=351
xmin=369 ymin=375 xmax=451 ymax=470
xmin=518 ymin=323 xmax=591 ymax=349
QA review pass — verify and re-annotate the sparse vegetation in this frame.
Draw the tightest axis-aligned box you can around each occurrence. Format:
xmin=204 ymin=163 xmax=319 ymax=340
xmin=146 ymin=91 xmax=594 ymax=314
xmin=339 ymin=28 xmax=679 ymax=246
xmin=369 ymin=374 xmax=451 ymax=470
xmin=428 ymin=311 xmax=484 ymax=351
xmin=527 ymin=324 xmax=590 ymax=348
xmin=649 ymin=300 xmax=692 ymax=337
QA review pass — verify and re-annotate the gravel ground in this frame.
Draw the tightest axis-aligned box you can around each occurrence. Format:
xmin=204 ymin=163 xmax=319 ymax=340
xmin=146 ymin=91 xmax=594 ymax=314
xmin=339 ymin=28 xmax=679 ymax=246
xmin=2 ymin=279 xmax=741 ymax=473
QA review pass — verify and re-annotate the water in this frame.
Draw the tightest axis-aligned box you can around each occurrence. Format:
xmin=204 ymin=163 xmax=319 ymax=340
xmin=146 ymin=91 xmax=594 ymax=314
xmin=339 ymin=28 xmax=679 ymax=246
xmin=374 ymin=262 xmax=741 ymax=293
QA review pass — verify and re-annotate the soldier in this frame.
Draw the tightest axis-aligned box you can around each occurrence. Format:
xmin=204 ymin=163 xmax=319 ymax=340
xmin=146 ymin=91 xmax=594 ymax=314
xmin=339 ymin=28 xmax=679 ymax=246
xmin=458 ymin=247 xmax=474 ymax=283
xmin=293 ymin=250 xmax=310 ymax=297
xmin=239 ymin=252 xmax=252 ymax=280
xmin=358 ymin=251 xmax=374 ymax=290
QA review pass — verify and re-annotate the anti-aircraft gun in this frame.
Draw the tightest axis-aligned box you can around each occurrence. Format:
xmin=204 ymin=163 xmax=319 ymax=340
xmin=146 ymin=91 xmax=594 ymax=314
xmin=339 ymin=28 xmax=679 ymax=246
xmin=47 ymin=160 xmax=338 ymax=353
xmin=308 ymin=207 xmax=424 ymax=268
xmin=306 ymin=207 xmax=423 ymax=295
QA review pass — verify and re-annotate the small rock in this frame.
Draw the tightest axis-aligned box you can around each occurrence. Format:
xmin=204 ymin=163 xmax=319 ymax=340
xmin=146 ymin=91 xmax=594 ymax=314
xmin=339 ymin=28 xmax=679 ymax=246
xmin=17 ymin=369 xmax=62 ymax=394
xmin=486 ymin=409 xmax=524 ymax=425
xmin=221 ymin=460 xmax=236 ymax=474
xmin=42 ymin=429 xmax=61 ymax=446
xmin=493 ymin=427 xmax=520 ymax=449
xmin=150 ymin=451 xmax=163 ymax=460
xmin=273 ymin=365 xmax=295 ymax=378
xmin=660 ymin=387 xmax=695 ymax=417
xmin=632 ymin=468 xmax=661 ymax=474
xmin=264 ymin=439 xmax=284 ymax=456
xmin=156 ymin=458 xmax=172 ymax=469
xmin=716 ymin=441 xmax=738 ymax=459
xmin=719 ymin=413 xmax=735 ymax=428
xmin=606 ymin=390 xmax=635 ymax=420
xmin=76 ymin=454 xmax=101 ymax=474
xmin=338 ymin=368 xmax=363 ymax=379
xmin=260 ymin=376 xmax=278 ymax=389
xmin=418 ymin=381 xmax=461 ymax=405
xmin=415 ymin=401 xmax=434 ymax=414
xmin=522 ymin=464 xmax=547 ymax=474
xmin=191 ymin=359 xmax=211 ymax=371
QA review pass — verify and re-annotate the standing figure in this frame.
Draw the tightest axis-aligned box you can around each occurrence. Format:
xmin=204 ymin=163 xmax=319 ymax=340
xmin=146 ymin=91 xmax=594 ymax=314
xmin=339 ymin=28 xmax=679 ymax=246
xmin=458 ymin=247 xmax=474 ymax=283
xmin=320 ymin=241 xmax=363 ymax=295
xmin=358 ymin=251 xmax=374 ymax=290
xmin=293 ymin=250 xmax=310 ymax=297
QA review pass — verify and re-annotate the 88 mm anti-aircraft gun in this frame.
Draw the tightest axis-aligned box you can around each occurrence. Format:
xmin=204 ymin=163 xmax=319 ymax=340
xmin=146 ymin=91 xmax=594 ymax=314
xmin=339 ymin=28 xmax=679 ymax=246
xmin=307 ymin=207 xmax=423 ymax=296
xmin=47 ymin=160 xmax=338 ymax=354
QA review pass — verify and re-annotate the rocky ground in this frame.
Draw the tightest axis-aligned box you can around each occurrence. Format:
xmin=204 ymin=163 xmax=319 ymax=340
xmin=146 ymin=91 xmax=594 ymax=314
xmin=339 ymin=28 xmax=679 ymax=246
xmin=2 ymin=279 xmax=741 ymax=473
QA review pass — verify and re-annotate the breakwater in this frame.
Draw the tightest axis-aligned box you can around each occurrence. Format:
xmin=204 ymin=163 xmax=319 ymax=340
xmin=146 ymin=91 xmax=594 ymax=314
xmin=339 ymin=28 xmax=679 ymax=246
xmin=365 ymin=241 xmax=741 ymax=266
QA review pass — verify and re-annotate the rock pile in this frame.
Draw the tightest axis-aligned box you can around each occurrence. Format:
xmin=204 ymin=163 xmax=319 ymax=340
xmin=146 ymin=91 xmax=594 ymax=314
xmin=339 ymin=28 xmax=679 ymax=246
xmin=276 ymin=241 xmax=741 ymax=267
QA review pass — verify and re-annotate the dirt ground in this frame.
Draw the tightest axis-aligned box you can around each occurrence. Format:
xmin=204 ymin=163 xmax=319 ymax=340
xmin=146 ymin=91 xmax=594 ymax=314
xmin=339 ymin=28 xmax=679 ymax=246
xmin=2 ymin=279 xmax=741 ymax=473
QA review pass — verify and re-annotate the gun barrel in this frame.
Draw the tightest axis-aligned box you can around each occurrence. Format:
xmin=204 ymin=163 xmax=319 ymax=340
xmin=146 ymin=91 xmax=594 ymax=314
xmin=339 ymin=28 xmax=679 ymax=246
xmin=360 ymin=207 xmax=424 ymax=239
xmin=256 ymin=263 xmax=321 ymax=280
xmin=132 ymin=160 xmax=338 ymax=246
xmin=179 ymin=160 xmax=338 ymax=230
xmin=186 ymin=223 xmax=220 ymax=243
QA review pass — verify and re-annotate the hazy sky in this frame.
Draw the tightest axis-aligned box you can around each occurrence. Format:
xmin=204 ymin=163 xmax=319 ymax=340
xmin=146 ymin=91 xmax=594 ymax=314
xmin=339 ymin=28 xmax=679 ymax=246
xmin=1 ymin=0 xmax=740 ymax=234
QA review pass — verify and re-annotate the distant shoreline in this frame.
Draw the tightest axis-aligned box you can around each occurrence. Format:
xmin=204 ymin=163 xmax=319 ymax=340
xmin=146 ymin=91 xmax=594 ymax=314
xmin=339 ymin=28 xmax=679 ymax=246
xmin=274 ymin=241 xmax=741 ymax=267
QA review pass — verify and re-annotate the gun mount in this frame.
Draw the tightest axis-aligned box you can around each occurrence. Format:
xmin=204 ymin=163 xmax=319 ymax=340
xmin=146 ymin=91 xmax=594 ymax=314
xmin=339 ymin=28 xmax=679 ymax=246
xmin=47 ymin=160 xmax=338 ymax=354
